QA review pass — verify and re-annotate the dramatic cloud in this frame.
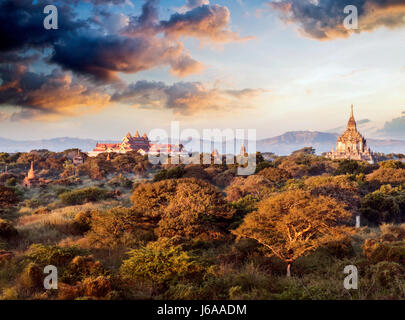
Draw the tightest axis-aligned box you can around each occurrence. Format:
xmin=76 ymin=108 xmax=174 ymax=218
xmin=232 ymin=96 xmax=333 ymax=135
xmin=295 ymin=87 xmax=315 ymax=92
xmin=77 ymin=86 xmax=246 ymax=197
xmin=269 ymin=0 xmax=405 ymax=40
xmin=1 ymin=0 xmax=244 ymax=83
xmin=0 ymin=60 xmax=110 ymax=120
xmin=0 ymin=0 xmax=254 ymax=119
xmin=112 ymin=80 xmax=266 ymax=115
xmin=160 ymin=4 xmax=250 ymax=42
xmin=51 ymin=33 xmax=203 ymax=81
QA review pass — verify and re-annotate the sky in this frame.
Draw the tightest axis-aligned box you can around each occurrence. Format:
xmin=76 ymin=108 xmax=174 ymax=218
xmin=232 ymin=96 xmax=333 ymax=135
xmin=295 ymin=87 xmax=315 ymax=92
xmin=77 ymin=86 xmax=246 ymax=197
xmin=0 ymin=0 xmax=405 ymax=141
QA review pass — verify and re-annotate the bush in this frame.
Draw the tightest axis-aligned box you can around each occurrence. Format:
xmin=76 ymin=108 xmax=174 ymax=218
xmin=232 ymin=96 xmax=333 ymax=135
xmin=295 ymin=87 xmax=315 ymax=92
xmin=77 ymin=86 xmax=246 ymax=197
xmin=18 ymin=263 xmax=43 ymax=293
xmin=334 ymin=159 xmax=374 ymax=175
xmin=5 ymin=177 xmax=16 ymax=187
xmin=0 ymin=184 xmax=20 ymax=207
xmin=120 ymin=242 xmax=207 ymax=289
xmin=153 ymin=166 xmax=185 ymax=182
xmin=86 ymin=207 xmax=156 ymax=248
xmin=64 ymin=256 xmax=105 ymax=283
xmin=72 ymin=210 xmax=93 ymax=234
xmin=380 ymin=224 xmax=405 ymax=242
xmin=0 ymin=219 xmax=18 ymax=240
xmin=363 ymin=239 xmax=405 ymax=264
xmin=59 ymin=187 xmax=109 ymax=205
xmin=81 ymin=276 xmax=112 ymax=298
xmin=369 ymin=261 xmax=404 ymax=287
xmin=26 ymin=244 xmax=86 ymax=266
xmin=360 ymin=192 xmax=400 ymax=225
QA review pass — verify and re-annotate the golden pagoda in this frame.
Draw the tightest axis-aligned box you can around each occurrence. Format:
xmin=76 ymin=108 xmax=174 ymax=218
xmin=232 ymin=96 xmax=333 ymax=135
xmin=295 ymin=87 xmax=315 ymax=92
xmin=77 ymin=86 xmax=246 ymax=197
xmin=22 ymin=161 xmax=40 ymax=187
xmin=326 ymin=105 xmax=375 ymax=164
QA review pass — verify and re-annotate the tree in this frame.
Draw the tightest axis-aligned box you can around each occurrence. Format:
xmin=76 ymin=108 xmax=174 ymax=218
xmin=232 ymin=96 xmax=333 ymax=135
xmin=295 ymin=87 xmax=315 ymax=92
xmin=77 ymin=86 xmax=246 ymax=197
xmin=360 ymin=190 xmax=401 ymax=225
xmin=158 ymin=179 xmax=234 ymax=240
xmin=233 ymin=190 xmax=353 ymax=277
xmin=131 ymin=179 xmax=179 ymax=218
xmin=225 ymin=175 xmax=274 ymax=202
xmin=86 ymin=207 xmax=156 ymax=248
xmin=257 ymin=167 xmax=291 ymax=187
xmin=131 ymin=178 xmax=234 ymax=240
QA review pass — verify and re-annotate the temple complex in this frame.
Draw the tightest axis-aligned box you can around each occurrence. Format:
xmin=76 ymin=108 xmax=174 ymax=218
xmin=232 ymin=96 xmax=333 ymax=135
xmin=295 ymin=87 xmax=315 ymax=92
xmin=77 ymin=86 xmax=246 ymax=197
xmin=88 ymin=131 xmax=185 ymax=157
xmin=326 ymin=105 xmax=376 ymax=164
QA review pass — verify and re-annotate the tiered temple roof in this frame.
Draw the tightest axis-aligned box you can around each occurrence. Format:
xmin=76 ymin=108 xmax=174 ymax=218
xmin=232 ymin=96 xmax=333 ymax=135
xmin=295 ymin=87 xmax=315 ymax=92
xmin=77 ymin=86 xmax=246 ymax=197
xmin=326 ymin=105 xmax=375 ymax=164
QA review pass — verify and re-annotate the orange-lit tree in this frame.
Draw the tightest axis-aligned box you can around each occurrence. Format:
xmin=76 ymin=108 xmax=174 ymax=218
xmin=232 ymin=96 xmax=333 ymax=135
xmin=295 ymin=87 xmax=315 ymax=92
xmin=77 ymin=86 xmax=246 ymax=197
xmin=233 ymin=190 xmax=353 ymax=277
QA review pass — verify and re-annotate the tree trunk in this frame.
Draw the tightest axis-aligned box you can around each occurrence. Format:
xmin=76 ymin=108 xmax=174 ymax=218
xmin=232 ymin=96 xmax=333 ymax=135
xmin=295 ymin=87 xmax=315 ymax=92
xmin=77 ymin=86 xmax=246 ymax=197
xmin=286 ymin=263 xmax=292 ymax=277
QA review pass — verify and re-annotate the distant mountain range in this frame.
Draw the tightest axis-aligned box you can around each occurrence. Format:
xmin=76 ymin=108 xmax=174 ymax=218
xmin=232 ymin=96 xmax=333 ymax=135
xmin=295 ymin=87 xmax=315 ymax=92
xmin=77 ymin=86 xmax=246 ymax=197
xmin=255 ymin=131 xmax=405 ymax=155
xmin=0 ymin=131 xmax=404 ymax=155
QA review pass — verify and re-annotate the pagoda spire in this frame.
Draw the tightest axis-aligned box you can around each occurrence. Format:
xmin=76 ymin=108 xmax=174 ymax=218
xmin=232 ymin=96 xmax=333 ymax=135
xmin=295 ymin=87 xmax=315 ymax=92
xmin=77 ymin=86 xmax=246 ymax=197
xmin=27 ymin=161 xmax=35 ymax=180
xmin=347 ymin=104 xmax=357 ymax=130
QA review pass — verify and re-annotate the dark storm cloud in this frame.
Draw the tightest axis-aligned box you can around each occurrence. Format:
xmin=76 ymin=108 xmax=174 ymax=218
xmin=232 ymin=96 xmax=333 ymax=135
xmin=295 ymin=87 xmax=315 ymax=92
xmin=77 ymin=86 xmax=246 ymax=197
xmin=269 ymin=0 xmax=405 ymax=40
xmin=50 ymin=33 xmax=203 ymax=81
xmin=0 ymin=0 xmax=86 ymax=52
xmin=0 ymin=0 xmax=255 ymax=119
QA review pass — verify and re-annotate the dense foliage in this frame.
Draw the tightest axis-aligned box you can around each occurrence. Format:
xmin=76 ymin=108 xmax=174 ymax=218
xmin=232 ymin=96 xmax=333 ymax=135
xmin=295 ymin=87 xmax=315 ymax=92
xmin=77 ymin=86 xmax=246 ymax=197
xmin=1 ymin=149 xmax=405 ymax=300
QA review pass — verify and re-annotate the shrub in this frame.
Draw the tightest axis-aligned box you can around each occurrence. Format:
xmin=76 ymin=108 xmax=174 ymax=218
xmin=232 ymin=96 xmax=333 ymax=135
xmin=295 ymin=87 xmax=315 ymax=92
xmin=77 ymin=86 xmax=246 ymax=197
xmin=380 ymin=224 xmax=405 ymax=242
xmin=0 ymin=219 xmax=18 ymax=240
xmin=360 ymin=192 xmax=400 ymax=225
xmin=81 ymin=276 xmax=112 ymax=298
xmin=254 ymin=161 xmax=273 ymax=174
xmin=363 ymin=239 xmax=405 ymax=264
xmin=0 ymin=184 xmax=19 ymax=207
xmin=72 ymin=210 xmax=93 ymax=234
xmin=59 ymin=187 xmax=109 ymax=205
xmin=153 ymin=166 xmax=185 ymax=182
xmin=64 ymin=256 xmax=105 ymax=282
xmin=5 ymin=177 xmax=16 ymax=187
xmin=120 ymin=242 xmax=207 ymax=289
xmin=19 ymin=263 xmax=44 ymax=292
xmin=26 ymin=244 xmax=86 ymax=266
xmin=86 ymin=207 xmax=156 ymax=248
xmin=334 ymin=159 xmax=374 ymax=175
xmin=369 ymin=261 xmax=404 ymax=287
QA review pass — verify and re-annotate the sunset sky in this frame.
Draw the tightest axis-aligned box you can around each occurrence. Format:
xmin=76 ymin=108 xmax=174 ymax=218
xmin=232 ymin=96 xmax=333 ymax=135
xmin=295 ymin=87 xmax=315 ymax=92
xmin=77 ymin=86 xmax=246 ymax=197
xmin=0 ymin=0 xmax=405 ymax=140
